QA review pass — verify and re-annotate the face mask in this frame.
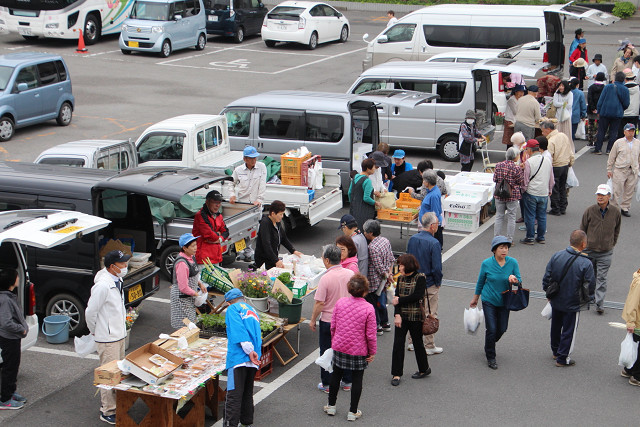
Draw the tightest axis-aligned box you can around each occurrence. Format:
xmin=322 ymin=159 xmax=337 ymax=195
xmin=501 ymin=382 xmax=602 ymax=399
xmin=116 ymin=266 xmax=128 ymax=278
xmin=466 ymin=119 xmax=475 ymax=125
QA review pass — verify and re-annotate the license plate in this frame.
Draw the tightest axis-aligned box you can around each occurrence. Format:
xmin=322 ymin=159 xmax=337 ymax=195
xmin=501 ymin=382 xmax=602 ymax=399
xmin=277 ymin=24 xmax=287 ymax=30
xmin=128 ymin=284 xmax=143 ymax=303
xmin=234 ymin=239 xmax=246 ymax=252
xmin=128 ymin=41 xmax=139 ymax=47
xmin=18 ymin=27 xmax=31 ymax=36
xmin=208 ymin=15 xmax=218 ymax=21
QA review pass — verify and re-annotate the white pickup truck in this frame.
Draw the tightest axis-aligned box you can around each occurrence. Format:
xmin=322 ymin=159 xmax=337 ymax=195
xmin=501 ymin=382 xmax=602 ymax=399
xmin=135 ymin=114 xmax=343 ymax=229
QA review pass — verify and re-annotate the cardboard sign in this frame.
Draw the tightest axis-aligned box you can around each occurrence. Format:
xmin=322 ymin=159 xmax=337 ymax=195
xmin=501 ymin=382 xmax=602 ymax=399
xmin=229 ymin=269 xmax=243 ymax=288
xmin=271 ymin=279 xmax=293 ymax=304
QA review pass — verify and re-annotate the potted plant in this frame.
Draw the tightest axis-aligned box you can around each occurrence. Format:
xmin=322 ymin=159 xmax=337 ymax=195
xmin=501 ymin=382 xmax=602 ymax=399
xmin=197 ymin=313 xmax=227 ymax=336
xmin=238 ymin=271 xmax=271 ymax=312
xmin=271 ymin=289 xmax=304 ymax=324
xmin=260 ymin=318 xmax=276 ymax=339
xmin=124 ymin=307 xmax=139 ymax=350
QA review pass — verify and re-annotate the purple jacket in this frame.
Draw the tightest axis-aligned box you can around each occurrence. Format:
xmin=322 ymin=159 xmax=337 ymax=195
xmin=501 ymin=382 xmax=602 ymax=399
xmin=331 ymin=296 xmax=377 ymax=357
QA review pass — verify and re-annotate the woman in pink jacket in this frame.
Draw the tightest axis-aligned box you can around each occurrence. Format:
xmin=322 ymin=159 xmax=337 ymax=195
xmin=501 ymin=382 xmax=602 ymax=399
xmin=336 ymin=235 xmax=359 ymax=274
xmin=324 ymin=274 xmax=377 ymax=422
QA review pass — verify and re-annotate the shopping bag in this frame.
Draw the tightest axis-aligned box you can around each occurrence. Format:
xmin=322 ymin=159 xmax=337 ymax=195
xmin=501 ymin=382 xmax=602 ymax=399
xmin=375 ymin=192 xmax=396 ymax=210
xmin=194 ymin=290 xmax=208 ymax=307
xmin=74 ymin=334 xmax=97 ymax=357
xmin=501 ymin=281 xmax=530 ymax=311
xmin=619 ymin=332 xmax=638 ymax=369
xmin=541 ymin=302 xmax=552 ymax=320
xmin=386 ymin=284 xmax=396 ymax=303
xmin=575 ymin=120 xmax=587 ymax=140
xmin=636 ymin=177 xmax=640 ymax=202
xmin=315 ymin=348 xmax=333 ymax=373
xmin=464 ymin=307 xmax=483 ymax=334
xmin=607 ymin=178 xmax=613 ymax=191
xmin=566 ymin=167 xmax=579 ymax=188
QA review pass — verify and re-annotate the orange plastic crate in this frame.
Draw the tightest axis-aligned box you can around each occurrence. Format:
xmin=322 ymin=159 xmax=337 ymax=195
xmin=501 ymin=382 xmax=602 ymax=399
xmin=281 ymin=175 xmax=302 ymax=186
xmin=396 ymin=192 xmax=421 ymax=209
xmin=377 ymin=209 xmax=418 ymax=222
xmin=281 ymin=151 xmax=312 ymax=176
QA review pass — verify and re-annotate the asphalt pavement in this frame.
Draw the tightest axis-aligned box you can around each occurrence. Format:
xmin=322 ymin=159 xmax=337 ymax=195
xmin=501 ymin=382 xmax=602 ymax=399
xmin=0 ymin=8 xmax=639 ymax=427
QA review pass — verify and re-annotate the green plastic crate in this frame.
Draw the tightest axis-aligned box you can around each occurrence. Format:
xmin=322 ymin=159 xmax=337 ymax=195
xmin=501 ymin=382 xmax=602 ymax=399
xmin=201 ymin=268 xmax=234 ymax=293
xmin=291 ymin=284 xmax=308 ymax=299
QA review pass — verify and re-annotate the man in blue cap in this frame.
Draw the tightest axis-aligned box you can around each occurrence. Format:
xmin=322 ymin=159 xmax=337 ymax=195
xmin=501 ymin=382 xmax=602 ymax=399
xmin=224 ymin=288 xmax=262 ymax=427
xmin=230 ymin=146 xmax=267 ymax=261
xmin=389 ymin=149 xmax=413 ymax=191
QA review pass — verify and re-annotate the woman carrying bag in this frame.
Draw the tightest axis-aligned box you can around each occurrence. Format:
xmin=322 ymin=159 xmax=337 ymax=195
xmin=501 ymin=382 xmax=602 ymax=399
xmin=459 ymin=109 xmax=487 ymax=172
xmin=553 ymin=80 xmax=574 ymax=145
xmin=469 ymin=236 xmax=521 ymax=370
xmin=170 ymin=233 xmax=208 ymax=329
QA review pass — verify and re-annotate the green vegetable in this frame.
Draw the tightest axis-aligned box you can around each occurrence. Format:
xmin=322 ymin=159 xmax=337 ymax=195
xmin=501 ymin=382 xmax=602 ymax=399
xmin=270 ymin=289 xmax=290 ymax=304
xmin=197 ymin=313 xmax=226 ymax=329
xmin=276 ymin=272 xmax=292 ymax=286
xmin=260 ymin=319 xmax=276 ymax=333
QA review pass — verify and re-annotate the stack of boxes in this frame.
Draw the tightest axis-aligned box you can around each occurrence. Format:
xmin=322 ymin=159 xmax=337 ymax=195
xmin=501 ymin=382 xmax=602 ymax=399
xmin=443 ymin=172 xmax=495 ymax=232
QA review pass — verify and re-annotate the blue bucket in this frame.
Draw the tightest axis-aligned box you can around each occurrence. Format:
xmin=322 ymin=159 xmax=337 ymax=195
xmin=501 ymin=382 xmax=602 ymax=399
xmin=41 ymin=315 xmax=70 ymax=344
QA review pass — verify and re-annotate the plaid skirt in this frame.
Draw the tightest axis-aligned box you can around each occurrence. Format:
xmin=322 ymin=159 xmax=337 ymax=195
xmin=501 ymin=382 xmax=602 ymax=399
xmin=333 ymin=350 xmax=368 ymax=371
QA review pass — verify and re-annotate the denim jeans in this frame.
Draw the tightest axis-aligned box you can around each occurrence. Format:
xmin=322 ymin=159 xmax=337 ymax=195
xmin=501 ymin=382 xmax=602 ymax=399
xmin=522 ymin=192 xmax=548 ymax=241
xmin=377 ymin=291 xmax=389 ymax=326
xmin=482 ymin=300 xmax=510 ymax=361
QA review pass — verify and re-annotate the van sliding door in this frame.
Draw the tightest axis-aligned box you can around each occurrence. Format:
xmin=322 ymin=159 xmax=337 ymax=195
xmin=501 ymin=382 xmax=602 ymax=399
xmin=544 ymin=12 xmax=564 ymax=71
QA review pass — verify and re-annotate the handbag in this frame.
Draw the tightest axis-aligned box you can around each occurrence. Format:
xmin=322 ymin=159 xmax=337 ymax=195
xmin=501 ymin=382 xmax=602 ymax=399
xmin=421 ymin=292 xmax=439 ymax=335
xmin=501 ymin=281 xmax=530 ymax=311
xmin=495 ymin=178 xmax=512 ymax=199
xmin=545 ymin=252 xmax=579 ymax=299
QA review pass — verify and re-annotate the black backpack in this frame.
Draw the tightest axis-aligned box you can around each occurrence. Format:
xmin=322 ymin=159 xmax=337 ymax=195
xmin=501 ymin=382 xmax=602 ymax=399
xmin=496 ymin=178 xmax=512 ymax=199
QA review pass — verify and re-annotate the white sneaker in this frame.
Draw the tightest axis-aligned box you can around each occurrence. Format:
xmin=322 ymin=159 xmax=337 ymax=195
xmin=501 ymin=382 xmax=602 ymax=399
xmin=426 ymin=346 xmax=443 ymax=355
xmin=347 ymin=410 xmax=362 ymax=421
xmin=323 ymin=405 xmax=336 ymax=416
xmin=407 ymin=344 xmax=414 ymax=351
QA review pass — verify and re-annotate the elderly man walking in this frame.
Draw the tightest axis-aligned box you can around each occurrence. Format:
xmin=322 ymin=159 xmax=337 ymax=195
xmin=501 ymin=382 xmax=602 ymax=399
xmin=407 ymin=212 xmax=443 ymax=355
xmin=542 ymin=230 xmax=595 ymax=367
xmin=514 ymin=85 xmax=542 ymax=141
xmin=520 ymin=139 xmax=554 ymax=245
xmin=493 ymin=147 xmax=524 ymax=243
xmin=607 ymin=123 xmax=640 ymax=217
xmin=541 ymin=121 xmax=574 ymax=216
xmin=580 ymin=184 xmax=622 ymax=314
xmin=310 ymin=245 xmax=355 ymax=393
xmin=363 ymin=219 xmax=394 ymax=336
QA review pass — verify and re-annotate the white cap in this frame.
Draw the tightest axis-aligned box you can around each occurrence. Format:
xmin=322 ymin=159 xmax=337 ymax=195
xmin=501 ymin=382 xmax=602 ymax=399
xmin=595 ymin=184 xmax=611 ymax=195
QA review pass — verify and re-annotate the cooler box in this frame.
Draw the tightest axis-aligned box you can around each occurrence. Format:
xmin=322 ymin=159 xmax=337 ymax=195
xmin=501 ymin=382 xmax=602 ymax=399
xmin=444 ymin=210 xmax=481 ymax=232
xmin=442 ymin=194 xmax=484 ymax=213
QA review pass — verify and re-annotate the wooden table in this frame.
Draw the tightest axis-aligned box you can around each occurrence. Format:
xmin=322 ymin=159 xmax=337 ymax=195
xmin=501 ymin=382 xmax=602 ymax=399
xmin=271 ymin=317 xmax=306 ymax=366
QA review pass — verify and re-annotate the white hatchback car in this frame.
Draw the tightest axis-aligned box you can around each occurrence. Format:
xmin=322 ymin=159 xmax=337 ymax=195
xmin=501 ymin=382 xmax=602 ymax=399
xmin=262 ymin=1 xmax=349 ymax=50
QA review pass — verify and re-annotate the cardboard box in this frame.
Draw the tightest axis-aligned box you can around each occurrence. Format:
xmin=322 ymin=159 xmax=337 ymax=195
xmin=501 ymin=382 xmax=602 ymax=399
xmin=95 ymin=359 xmax=130 ymax=386
xmin=171 ymin=326 xmax=200 ymax=345
xmin=444 ymin=210 xmax=481 ymax=232
xmin=120 ymin=343 xmax=184 ymax=385
xmin=442 ymin=195 xmax=484 ymax=213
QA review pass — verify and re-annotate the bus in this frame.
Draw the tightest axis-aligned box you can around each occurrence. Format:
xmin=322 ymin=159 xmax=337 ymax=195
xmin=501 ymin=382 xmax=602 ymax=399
xmin=0 ymin=0 xmax=135 ymax=44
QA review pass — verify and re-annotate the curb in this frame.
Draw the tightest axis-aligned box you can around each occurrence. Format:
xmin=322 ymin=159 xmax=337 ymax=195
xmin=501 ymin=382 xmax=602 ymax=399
xmin=263 ymin=0 xmax=425 ymax=13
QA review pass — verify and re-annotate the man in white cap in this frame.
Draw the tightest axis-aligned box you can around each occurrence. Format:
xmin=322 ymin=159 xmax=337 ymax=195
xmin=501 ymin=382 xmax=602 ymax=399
xmin=580 ymin=184 xmax=622 ymax=314
xmin=607 ymin=122 xmax=640 ymax=217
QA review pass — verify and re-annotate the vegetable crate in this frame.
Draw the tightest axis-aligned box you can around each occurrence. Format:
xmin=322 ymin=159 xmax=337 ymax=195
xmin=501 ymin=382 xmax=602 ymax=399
xmin=201 ymin=268 xmax=234 ymax=294
xmin=255 ymin=344 xmax=273 ymax=380
xmin=281 ymin=175 xmax=302 ymax=186
xmin=289 ymin=284 xmax=308 ymax=299
xmin=396 ymin=193 xmax=421 ymax=210
xmin=377 ymin=209 xmax=418 ymax=222
xmin=281 ymin=151 xmax=312 ymax=176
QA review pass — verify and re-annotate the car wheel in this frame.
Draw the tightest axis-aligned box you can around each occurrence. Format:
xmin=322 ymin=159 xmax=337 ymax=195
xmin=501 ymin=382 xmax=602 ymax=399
xmin=234 ymin=27 xmax=244 ymax=43
xmin=438 ymin=135 xmax=460 ymax=162
xmin=22 ymin=35 xmax=39 ymax=41
xmin=307 ymin=31 xmax=318 ymax=50
xmin=265 ymin=40 xmax=276 ymax=48
xmin=84 ymin=14 xmax=101 ymax=45
xmin=0 ymin=116 xmax=14 ymax=142
xmin=56 ymin=102 xmax=73 ymax=126
xmin=195 ymin=33 xmax=206 ymax=50
xmin=160 ymin=245 xmax=181 ymax=280
xmin=339 ymin=25 xmax=348 ymax=43
xmin=46 ymin=293 xmax=87 ymax=337
xmin=160 ymin=39 xmax=172 ymax=58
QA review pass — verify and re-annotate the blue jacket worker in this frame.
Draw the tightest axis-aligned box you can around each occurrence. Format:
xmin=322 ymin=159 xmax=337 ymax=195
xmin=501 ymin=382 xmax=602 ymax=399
xmin=542 ymin=230 xmax=596 ymax=367
xmin=224 ymin=288 xmax=262 ymax=427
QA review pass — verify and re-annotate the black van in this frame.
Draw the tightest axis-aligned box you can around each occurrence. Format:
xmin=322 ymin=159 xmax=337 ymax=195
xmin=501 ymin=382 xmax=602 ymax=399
xmin=0 ymin=162 xmax=228 ymax=335
xmin=204 ymin=0 xmax=267 ymax=43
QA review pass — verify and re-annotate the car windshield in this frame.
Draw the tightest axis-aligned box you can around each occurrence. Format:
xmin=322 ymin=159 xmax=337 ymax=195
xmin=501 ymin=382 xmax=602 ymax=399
xmin=0 ymin=66 xmax=14 ymax=91
xmin=130 ymin=1 xmax=172 ymax=20
xmin=268 ymin=6 xmax=304 ymax=18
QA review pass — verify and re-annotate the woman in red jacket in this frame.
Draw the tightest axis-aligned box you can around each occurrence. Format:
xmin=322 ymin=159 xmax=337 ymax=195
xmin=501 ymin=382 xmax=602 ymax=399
xmin=192 ymin=190 xmax=229 ymax=265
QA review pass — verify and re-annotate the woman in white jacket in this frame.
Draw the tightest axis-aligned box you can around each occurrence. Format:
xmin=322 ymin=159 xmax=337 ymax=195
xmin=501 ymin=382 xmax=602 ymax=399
xmin=553 ymin=80 xmax=574 ymax=145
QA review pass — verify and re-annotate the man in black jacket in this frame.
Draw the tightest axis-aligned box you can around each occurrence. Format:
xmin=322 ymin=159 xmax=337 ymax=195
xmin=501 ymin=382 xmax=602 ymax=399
xmin=542 ymin=230 xmax=596 ymax=367
xmin=253 ymin=200 xmax=302 ymax=269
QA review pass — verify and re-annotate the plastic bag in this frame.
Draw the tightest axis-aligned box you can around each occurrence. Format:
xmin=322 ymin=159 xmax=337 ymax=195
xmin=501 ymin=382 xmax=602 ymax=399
xmin=619 ymin=332 xmax=638 ymax=369
xmin=566 ymin=167 xmax=579 ymax=188
xmin=636 ymin=177 xmax=640 ymax=202
xmin=375 ymin=192 xmax=396 ymax=210
xmin=315 ymin=348 xmax=333 ymax=373
xmin=464 ymin=307 xmax=483 ymax=334
xmin=74 ymin=334 xmax=97 ymax=357
xmin=386 ymin=284 xmax=396 ymax=303
xmin=575 ymin=120 xmax=586 ymax=140
xmin=195 ymin=290 xmax=207 ymax=307
xmin=607 ymin=178 xmax=613 ymax=191
xmin=541 ymin=302 xmax=552 ymax=320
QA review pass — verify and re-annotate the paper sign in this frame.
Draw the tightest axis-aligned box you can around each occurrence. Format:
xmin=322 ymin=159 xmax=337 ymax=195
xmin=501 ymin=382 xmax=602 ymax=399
xmin=271 ymin=279 xmax=293 ymax=304
xmin=228 ymin=269 xmax=243 ymax=288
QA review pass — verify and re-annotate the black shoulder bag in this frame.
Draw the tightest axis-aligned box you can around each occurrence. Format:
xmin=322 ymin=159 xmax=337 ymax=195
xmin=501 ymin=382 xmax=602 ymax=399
xmin=545 ymin=252 xmax=580 ymax=299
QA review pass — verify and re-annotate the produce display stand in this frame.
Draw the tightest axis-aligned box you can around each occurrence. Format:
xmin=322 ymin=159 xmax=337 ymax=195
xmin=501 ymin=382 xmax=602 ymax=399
xmin=270 ymin=317 xmax=306 ymax=366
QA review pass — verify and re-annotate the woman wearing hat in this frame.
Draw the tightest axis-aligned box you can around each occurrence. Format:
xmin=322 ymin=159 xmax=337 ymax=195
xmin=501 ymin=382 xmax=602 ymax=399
xmin=170 ymin=233 xmax=208 ymax=329
xmin=568 ymin=28 xmax=584 ymax=59
xmin=469 ymin=236 xmax=521 ymax=370
xmin=570 ymin=57 xmax=588 ymax=90
xmin=586 ymin=54 xmax=608 ymax=90
xmin=612 ymin=46 xmax=635 ymax=81
xmin=458 ymin=109 xmax=486 ymax=171
xmin=502 ymin=85 xmax=525 ymax=148
xmin=192 ymin=190 xmax=229 ymax=266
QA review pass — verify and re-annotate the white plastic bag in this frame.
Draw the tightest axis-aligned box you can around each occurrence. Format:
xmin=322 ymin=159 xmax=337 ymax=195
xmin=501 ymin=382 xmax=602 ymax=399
xmin=636 ymin=177 xmax=640 ymax=202
xmin=619 ymin=332 xmax=638 ymax=369
xmin=386 ymin=284 xmax=396 ymax=304
xmin=464 ymin=307 xmax=483 ymax=334
xmin=74 ymin=334 xmax=97 ymax=357
xmin=607 ymin=178 xmax=613 ymax=191
xmin=566 ymin=167 xmax=579 ymax=188
xmin=314 ymin=161 xmax=323 ymax=190
xmin=541 ymin=302 xmax=552 ymax=320
xmin=195 ymin=290 xmax=207 ymax=307
xmin=315 ymin=348 xmax=333 ymax=373
xmin=575 ymin=120 xmax=586 ymax=140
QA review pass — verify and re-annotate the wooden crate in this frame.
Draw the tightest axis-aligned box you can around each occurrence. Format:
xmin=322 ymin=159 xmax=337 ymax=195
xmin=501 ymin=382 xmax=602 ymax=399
xmin=281 ymin=151 xmax=312 ymax=176
xmin=255 ymin=344 xmax=273 ymax=380
xmin=377 ymin=209 xmax=418 ymax=222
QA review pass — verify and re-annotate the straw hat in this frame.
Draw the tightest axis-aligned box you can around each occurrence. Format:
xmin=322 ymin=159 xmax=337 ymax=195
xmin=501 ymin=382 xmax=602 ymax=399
xmin=572 ymin=58 xmax=587 ymax=68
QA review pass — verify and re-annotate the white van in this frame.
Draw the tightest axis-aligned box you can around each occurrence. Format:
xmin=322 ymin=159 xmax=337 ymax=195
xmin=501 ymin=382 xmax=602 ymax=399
xmin=362 ymin=3 xmax=618 ymax=71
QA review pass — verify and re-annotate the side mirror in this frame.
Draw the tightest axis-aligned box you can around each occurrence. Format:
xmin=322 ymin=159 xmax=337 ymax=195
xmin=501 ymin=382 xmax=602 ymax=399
xmin=336 ymin=12 xmax=342 ymax=17
xmin=259 ymin=2 xmax=264 ymax=7
xmin=17 ymin=83 xmax=28 ymax=92
xmin=377 ymin=35 xmax=388 ymax=44
xmin=362 ymin=33 xmax=370 ymax=43
xmin=174 ymin=14 xmax=182 ymax=20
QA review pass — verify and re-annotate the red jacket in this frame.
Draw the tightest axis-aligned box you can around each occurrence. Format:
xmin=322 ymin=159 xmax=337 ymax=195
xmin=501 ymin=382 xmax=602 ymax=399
xmin=569 ymin=48 xmax=588 ymax=65
xmin=192 ymin=209 xmax=228 ymax=264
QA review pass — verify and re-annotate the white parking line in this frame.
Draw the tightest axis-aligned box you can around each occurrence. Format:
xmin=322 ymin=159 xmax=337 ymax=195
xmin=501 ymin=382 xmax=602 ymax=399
xmin=272 ymin=46 xmax=365 ymax=75
xmin=28 ymin=345 xmax=99 ymax=360
xmin=86 ymin=50 xmax=122 ymax=57
xmin=231 ymin=47 xmax=330 ymax=57
xmin=147 ymin=296 xmax=171 ymax=304
xmin=157 ymin=40 xmax=264 ymax=65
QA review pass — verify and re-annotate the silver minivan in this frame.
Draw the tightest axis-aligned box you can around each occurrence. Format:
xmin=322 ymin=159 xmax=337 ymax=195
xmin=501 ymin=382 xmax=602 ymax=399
xmin=119 ymin=0 xmax=207 ymax=57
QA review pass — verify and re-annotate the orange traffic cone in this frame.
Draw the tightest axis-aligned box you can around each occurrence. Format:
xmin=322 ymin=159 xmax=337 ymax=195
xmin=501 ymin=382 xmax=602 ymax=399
xmin=76 ymin=30 xmax=88 ymax=54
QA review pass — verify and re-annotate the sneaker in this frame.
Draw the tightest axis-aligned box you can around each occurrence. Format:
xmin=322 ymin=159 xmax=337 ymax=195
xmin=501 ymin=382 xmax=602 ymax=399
xmin=317 ymin=383 xmax=329 ymax=393
xmin=519 ymin=238 xmax=535 ymax=245
xmin=629 ymin=377 xmax=640 ymax=387
xmin=555 ymin=359 xmax=576 ymax=367
xmin=407 ymin=344 xmax=414 ymax=351
xmin=622 ymin=210 xmax=631 ymax=217
xmin=381 ymin=323 xmax=392 ymax=332
xmin=0 ymin=399 xmax=24 ymax=410
xmin=377 ymin=327 xmax=383 ymax=336
xmin=99 ymin=413 xmax=116 ymax=424
xmin=518 ymin=225 xmax=527 ymax=231
xmin=11 ymin=393 xmax=26 ymax=403
xmin=323 ymin=405 xmax=336 ymax=416
xmin=596 ymin=307 xmax=604 ymax=315
xmin=535 ymin=238 xmax=546 ymax=244
xmin=488 ymin=359 xmax=498 ymax=370
xmin=347 ymin=410 xmax=362 ymax=421
xmin=340 ymin=380 xmax=352 ymax=392
xmin=622 ymin=369 xmax=632 ymax=378
xmin=426 ymin=346 xmax=443 ymax=355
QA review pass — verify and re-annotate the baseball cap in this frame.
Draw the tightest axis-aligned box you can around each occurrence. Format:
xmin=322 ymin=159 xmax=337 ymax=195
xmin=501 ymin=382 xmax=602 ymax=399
xmin=242 ymin=146 xmax=260 ymax=158
xmin=225 ymin=288 xmax=244 ymax=302
xmin=392 ymin=149 xmax=406 ymax=159
xmin=206 ymin=190 xmax=223 ymax=201
xmin=338 ymin=214 xmax=358 ymax=229
xmin=491 ymin=236 xmax=511 ymax=252
xmin=370 ymin=151 xmax=389 ymax=167
xmin=595 ymin=184 xmax=611 ymax=195
xmin=525 ymin=139 xmax=539 ymax=149
xmin=578 ymin=38 xmax=586 ymax=44
xmin=513 ymin=84 xmax=526 ymax=93
xmin=179 ymin=233 xmax=198 ymax=248
xmin=104 ymin=250 xmax=131 ymax=268
xmin=624 ymin=123 xmax=636 ymax=131
xmin=527 ymin=85 xmax=539 ymax=93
